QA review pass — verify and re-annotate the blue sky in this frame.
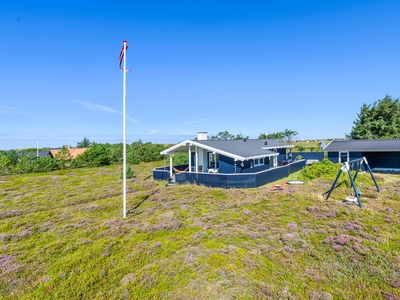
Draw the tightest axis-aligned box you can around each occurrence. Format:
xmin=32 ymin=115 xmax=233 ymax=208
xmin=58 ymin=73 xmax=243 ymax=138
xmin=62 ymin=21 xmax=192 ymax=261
xmin=1 ymin=0 xmax=400 ymax=150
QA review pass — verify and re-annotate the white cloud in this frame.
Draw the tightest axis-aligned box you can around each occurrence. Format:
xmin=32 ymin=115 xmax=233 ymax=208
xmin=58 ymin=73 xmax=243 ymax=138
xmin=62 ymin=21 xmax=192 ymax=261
xmin=75 ymin=101 xmax=138 ymax=123
xmin=126 ymin=116 xmax=138 ymax=123
xmin=183 ymin=118 xmax=207 ymax=125
xmin=0 ymin=105 xmax=27 ymax=114
xmin=148 ymin=130 xmax=160 ymax=134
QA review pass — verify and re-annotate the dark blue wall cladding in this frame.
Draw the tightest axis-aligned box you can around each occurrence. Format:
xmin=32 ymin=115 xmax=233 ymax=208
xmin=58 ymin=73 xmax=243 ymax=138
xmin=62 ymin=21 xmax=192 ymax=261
xmin=350 ymin=152 xmax=363 ymax=160
xmin=327 ymin=152 xmax=339 ymax=163
xmin=278 ymin=154 xmax=286 ymax=161
xmin=218 ymin=155 xmax=236 ymax=173
xmin=363 ymin=152 xmax=400 ymax=169
xmin=326 ymin=151 xmax=400 ymax=169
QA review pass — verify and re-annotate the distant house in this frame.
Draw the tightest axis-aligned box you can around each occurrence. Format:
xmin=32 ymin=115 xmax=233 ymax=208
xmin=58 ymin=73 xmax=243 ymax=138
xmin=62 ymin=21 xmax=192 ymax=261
xmin=37 ymin=150 xmax=52 ymax=158
xmin=49 ymin=146 xmax=88 ymax=159
xmin=153 ymin=132 xmax=305 ymax=188
xmin=17 ymin=150 xmax=52 ymax=158
xmin=323 ymin=139 xmax=400 ymax=171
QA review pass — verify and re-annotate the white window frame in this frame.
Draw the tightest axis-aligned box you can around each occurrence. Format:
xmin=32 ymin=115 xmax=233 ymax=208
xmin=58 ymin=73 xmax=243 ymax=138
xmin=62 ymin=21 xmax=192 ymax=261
xmin=253 ymin=157 xmax=264 ymax=167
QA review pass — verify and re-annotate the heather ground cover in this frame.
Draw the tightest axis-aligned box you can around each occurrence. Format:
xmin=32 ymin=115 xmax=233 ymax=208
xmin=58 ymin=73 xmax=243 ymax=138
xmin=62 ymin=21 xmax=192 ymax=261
xmin=0 ymin=162 xmax=399 ymax=299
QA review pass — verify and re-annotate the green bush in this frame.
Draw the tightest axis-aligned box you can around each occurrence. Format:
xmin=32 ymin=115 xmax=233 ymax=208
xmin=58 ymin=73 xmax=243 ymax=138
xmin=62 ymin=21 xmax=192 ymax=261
xmin=31 ymin=156 xmax=58 ymax=172
xmin=0 ymin=155 xmax=12 ymax=175
xmin=127 ymin=149 xmax=141 ymax=165
xmin=107 ymin=143 xmax=123 ymax=164
xmin=172 ymin=153 xmax=189 ymax=165
xmin=6 ymin=150 xmax=18 ymax=166
xmin=299 ymin=159 xmax=341 ymax=180
xmin=16 ymin=153 xmax=37 ymax=173
xmin=128 ymin=140 xmax=165 ymax=163
xmin=74 ymin=143 xmax=110 ymax=167
xmin=120 ymin=165 xmax=135 ymax=179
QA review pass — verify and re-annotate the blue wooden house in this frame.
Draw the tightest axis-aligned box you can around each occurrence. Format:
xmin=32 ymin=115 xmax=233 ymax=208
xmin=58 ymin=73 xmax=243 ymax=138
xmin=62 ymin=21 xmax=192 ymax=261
xmin=323 ymin=138 xmax=400 ymax=172
xmin=153 ymin=133 xmax=305 ymax=188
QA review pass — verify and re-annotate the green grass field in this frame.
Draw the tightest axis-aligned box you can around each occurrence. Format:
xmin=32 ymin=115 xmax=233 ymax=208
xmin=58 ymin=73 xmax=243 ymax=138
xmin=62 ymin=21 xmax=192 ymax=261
xmin=1 ymin=162 xmax=399 ymax=299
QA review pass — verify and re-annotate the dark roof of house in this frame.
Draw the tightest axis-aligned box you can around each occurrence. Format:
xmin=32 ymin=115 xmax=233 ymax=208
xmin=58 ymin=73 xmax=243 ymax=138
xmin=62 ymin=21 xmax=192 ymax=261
xmin=17 ymin=150 xmax=51 ymax=158
xmin=161 ymin=139 xmax=293 ymax=161
xmin=323 ymin=139 xmax=400 ymax=152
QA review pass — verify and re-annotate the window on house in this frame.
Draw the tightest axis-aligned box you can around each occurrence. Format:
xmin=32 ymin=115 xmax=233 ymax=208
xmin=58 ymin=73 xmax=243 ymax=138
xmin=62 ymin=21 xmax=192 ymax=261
xmin=208 ymin=152 xmax=219 ymax=168
xmin=253 ymin=157 xmax=264 ymax=167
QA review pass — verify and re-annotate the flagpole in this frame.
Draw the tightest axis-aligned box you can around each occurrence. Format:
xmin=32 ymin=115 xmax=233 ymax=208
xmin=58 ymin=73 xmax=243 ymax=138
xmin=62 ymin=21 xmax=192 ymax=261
xmin=122 ymin=40 xmax=127 ymax=218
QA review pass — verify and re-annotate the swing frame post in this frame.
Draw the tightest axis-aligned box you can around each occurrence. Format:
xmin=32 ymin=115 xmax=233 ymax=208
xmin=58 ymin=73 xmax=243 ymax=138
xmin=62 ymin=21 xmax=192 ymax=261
xmin=325 ymin=166 xmax=344 ymax=200
xmin=325 ymin=157 xmax=380 ymax=208
xmin=363 ymin=157 xmax=380 ymax=192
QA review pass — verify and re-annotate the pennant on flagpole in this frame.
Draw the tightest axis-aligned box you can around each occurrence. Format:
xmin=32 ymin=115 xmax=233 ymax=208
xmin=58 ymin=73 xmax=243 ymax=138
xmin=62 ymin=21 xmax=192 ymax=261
xmin=119 ymin=41 xmax=128 ymax=71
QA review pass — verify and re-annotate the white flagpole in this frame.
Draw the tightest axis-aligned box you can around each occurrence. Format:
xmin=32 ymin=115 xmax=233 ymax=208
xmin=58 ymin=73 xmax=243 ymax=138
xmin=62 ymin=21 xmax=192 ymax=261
xmin=122 ymin=40 xmax=127 ymax=218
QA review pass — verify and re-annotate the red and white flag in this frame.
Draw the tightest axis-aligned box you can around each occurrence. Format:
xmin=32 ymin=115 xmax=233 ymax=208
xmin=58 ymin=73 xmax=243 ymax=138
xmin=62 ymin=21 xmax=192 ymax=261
xmin=119 ymin=40 xmax=128 ymax=71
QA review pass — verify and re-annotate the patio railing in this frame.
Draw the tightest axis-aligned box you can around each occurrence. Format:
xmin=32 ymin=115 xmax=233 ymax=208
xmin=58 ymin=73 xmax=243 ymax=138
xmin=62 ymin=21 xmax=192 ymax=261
xmin=153 ymin=160 xmax=307 ymax=188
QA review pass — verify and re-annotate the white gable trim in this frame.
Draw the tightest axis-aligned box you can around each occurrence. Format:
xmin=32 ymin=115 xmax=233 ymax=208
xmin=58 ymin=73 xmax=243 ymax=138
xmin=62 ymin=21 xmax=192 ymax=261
xmin=160 ymin=140 xmax=279 ymax=161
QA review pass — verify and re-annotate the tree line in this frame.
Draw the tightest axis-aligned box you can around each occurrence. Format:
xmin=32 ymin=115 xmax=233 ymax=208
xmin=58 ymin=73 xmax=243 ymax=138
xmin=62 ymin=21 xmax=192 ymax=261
xmin=0 ymin=140 xmax=167 ymax=176
xmin=208 ymin=129 xmax=299 ymax=142
xmin=2 ymin=94 xmax=398 ymax=175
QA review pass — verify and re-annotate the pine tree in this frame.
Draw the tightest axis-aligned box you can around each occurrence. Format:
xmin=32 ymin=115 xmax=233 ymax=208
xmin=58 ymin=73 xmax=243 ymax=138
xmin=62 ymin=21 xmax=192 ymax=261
xmin=77 ymin=137 xmax=91 ymax=148
xmin=348 ymin=95 xmax=400 ymax=139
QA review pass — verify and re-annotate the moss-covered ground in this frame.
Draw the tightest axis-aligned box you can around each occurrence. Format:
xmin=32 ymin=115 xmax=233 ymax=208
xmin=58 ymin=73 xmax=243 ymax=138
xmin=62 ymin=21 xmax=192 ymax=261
xmin=0 ymin=162 xmax=399 ymax=299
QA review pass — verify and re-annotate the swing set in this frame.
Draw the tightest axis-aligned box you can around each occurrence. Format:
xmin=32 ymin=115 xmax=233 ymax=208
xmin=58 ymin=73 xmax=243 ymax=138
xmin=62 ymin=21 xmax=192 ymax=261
xmin=325 ymin=157 xmax=380 ymax=208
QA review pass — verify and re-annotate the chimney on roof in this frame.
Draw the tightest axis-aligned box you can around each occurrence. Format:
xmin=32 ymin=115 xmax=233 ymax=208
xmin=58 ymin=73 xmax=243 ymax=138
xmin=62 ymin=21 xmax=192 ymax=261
xmin=197 ymin=132 xmax=208 ymax=140
xmin=264 ymin=141 xmax=268 ymax=145
xmin=243 ymin=138 xmax=247 ymax=142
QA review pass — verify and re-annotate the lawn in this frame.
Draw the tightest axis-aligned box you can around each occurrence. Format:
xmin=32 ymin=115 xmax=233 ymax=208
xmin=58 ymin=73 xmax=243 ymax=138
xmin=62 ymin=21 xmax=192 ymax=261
xmin=1 ymin=162 xmax=399 ymax=299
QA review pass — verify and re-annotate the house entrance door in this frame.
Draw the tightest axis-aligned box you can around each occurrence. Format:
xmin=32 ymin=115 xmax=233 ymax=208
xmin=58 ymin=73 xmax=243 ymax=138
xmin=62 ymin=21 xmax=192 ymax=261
xmin=339 ymin=152 xmax=349 ymax=163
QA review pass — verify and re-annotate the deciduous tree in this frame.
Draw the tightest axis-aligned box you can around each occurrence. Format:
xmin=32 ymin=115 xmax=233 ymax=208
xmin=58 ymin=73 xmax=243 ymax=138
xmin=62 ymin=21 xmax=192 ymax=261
xmin=283 ymin=129 xmax=299 ymax=142
xmin=211 ymin=131 xmax=249 ymax=140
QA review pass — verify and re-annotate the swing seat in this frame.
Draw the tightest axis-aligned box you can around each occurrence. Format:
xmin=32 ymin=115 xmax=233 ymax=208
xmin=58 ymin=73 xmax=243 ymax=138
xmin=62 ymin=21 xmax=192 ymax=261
xmin=345 ymin=196 xmax=358 ymax=202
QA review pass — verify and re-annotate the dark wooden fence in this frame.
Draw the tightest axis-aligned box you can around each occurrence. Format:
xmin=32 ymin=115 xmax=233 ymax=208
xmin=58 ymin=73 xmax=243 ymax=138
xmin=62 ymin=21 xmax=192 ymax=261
xmin=153 ymin=160 xmax=306 ymax=188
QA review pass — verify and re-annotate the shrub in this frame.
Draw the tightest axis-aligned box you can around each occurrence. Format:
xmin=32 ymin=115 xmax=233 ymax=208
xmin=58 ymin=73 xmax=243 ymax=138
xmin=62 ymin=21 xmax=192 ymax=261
xmin=5 ymin=150 xmax=18 ymax=166
xmin=129 ymin=140 xmax=165 ymax=163
xmin=0 ymin=155 xmax=12 ymax=175
xmin=74 ymin=143 xmax=110 ymax=167
xmin=172 ymin=153 xmax=188 ymax=165
xmin=54 ymin=146 xmax=73 ymax=169
xmin=31 ymin=156 xmax=58 ymax=172
xmin=299 ymin=159 xmax=341 ymax=180
xmin=120 ymin=165 xmax=135 ymax=179
xmin=16 ymin=153 xmax=37 ymax=173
